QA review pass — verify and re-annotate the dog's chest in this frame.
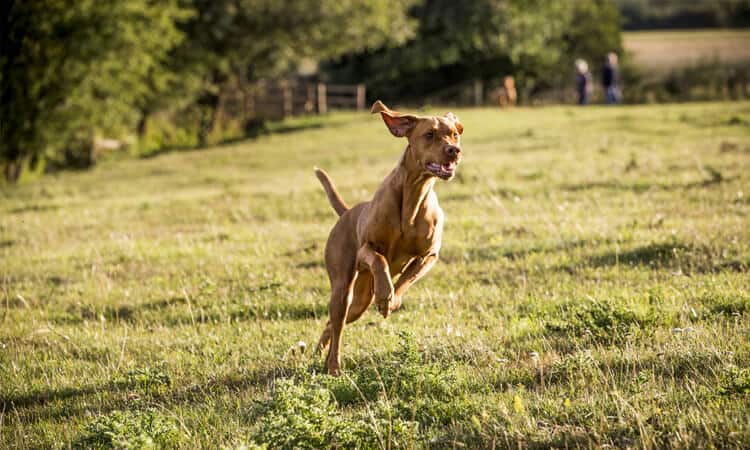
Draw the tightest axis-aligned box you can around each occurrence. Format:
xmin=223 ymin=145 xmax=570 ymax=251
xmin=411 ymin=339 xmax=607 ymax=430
xmin=389 ymin=204 xmax=443 ymax=263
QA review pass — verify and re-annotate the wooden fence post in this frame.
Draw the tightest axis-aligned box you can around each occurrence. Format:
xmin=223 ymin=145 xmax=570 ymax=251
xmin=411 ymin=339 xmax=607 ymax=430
xmin=305 ymin=84 xmax=316 ymax=112
xmin=356 ymin=84 xmax=366 ymax=110
xmin=282 ymin=83 xmax=293 ymax=118
xmin=317 ymin=83 xmax=327 ymax=114
xmin=473 ymin=80 xmax=484 ymax=106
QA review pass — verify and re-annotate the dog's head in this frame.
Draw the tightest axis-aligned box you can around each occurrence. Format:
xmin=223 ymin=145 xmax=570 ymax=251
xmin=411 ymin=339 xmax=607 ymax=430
xmin=371 ymin=100 xmax=463 ymax=180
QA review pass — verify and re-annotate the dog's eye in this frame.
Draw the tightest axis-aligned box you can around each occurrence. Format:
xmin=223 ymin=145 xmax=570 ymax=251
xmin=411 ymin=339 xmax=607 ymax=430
xmin=425 ymin=132 xmax=434 ymax=140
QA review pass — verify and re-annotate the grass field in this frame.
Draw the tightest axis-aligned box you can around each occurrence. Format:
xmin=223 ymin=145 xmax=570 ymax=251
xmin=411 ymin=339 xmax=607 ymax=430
xmin=623 ymin=29 xmax=750 ymax=72
xmin=2 ymin=102 xmax=750 ymax=448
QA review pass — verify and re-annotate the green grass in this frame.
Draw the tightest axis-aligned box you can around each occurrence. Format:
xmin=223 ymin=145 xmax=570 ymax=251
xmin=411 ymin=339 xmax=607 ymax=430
xmin=2 ymin=102 xmax=750 ymax=448
xmin=623 ymin=29 xmax=750 ymax=71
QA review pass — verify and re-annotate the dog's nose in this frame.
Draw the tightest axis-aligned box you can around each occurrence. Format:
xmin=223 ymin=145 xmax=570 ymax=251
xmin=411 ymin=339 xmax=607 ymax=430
xmin=445 ymin=146 xmax=461 ymax=158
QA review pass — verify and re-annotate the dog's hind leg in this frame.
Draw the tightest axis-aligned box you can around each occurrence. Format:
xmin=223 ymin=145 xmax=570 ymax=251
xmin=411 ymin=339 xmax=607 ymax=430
xmin=325 ymin=272 xmax=357 ymax=376
xmin=316 ymin=272 xmax=371 ymax=355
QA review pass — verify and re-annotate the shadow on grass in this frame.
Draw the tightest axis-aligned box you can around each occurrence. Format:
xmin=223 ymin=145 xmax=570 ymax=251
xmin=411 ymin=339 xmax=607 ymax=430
xmin=449 ymin=237 xmax=610 ymax=264
xmin=296 ymin=260 xmax=325 ymax=269
xmin=7 ymin=204 xmax=60 ymax=214
xmin=586 ymin=242 xmax=689 ymax=268
xmin=5 ymin=340 xmax=463 ymax=426
xmin=450 ymin=238 xmax=747 ymax=276
xmin=577 ymin=242 xmax=748 ymax=274
xmin=2 ymin=364 xmax=298 ymax=426
xmin=560 ymin=174 xmax=738 ymax=193
xmin=50 ymin=298 xmax=328 ymax=327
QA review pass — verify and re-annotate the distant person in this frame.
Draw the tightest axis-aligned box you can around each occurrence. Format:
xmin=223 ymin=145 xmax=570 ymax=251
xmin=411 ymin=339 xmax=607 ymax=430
xmin=575 ymin=59 xmax=592 ymax=105
xmin=602 ymin=52 xmax=621 ymax=104
xmin=498 ymin=76 xmax=517 ymax=108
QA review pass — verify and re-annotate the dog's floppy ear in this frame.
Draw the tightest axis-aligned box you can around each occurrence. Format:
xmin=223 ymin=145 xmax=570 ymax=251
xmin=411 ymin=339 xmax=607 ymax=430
xmin=444 ymin=112 xmax=463 ymax=135
xmin=371 ymin=100 xmax=418 ymax=138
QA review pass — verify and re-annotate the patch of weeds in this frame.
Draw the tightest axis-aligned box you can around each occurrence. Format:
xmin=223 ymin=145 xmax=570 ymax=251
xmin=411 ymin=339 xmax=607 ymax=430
xmin=117 ymin=366 xmax=171 ymax=395
xmin=489 ymin=364 xmax=538 ymax=390
xmin=625 ymin=153 xmax=638 ymax=172
xmin=719 ymin=141 xmax=739 ymax=152
xmin=326 ymin=332 xmax=477 ymax=426
xmin=717 ymin=366 xmax=750 ymax=396
xmin=545 ymin=299 xmax=657 ymax=343
xmin=55 ymin=303 xmax=137 ymax=325
xmin=251 ymin=333 xmax=483 ymax=448
xmin=702 ymin=164 xmax=724 ymax=184
xmin=74 ymin=409 xmax=179 ymax=449
xmin=252 ymin=378 xmax=417 ymax=449
xmin=529 ymin=397 xmax=598 ymax=430
xmin=634 ymin=368 xmax=654 ymax=388
xmin=547 ymin=350 xmax=598 ymax=384
xmin=660 ymin=348 xmax=724 ymax=378
xmin=726 ymin=115 xmax=746 ymax=126
xmin=707 ymin=295 xmax=750 ymax=317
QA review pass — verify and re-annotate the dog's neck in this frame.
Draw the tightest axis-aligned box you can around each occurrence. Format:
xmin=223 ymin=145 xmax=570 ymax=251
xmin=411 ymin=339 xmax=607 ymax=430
xmin=398 ymin=145 xmax=436 ymax=227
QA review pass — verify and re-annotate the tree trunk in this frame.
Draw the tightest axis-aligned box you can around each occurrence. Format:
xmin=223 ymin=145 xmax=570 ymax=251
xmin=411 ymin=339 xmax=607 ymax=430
xmin=136 ymin=112 xmax=149 ymax=138
xmin=197 ymin=94 xmax=219 ymax=147
xmin=4 ymin=160 xmax=21 ymax=183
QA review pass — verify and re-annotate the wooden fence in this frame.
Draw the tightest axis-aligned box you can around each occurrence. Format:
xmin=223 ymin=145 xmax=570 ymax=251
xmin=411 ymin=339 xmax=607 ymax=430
xmin=217 ymin=80 xmax=366 ymax=124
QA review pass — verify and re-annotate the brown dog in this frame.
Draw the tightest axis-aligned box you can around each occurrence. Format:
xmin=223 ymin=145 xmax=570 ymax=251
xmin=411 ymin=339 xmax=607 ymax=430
xmin=314 ymin=100 xmax=463 ymax=375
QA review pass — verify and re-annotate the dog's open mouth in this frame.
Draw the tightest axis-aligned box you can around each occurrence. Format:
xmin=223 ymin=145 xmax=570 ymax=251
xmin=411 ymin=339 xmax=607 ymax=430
xmin=426 ymin=161 xmax=457 ymax=179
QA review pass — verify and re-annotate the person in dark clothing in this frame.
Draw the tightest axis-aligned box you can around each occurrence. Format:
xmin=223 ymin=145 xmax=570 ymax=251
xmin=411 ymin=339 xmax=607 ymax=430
xmin=575 ymin=59 xmax=592 ymax=105
xmin=602 ymin=52 xmax=621 ymax=104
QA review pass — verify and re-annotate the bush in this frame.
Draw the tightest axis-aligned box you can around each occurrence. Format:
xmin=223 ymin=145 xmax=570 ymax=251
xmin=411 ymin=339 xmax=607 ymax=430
xmin=627 ymin=59 xmax=750 ymax=104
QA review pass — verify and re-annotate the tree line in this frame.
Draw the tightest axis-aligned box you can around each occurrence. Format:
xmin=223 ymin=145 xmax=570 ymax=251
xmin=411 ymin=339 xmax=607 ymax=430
xmin=615 ymin=0 xmax=750 ymax=30
xmin=1 ymin=0 xmax=417 ymax=182
xmin=1 ymin=0 xmax=626 ymax=182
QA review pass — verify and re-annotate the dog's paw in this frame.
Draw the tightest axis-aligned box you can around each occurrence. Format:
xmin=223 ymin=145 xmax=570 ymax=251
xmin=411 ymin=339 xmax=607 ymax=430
xmin=389 ymin=294 xmax=402 ymax=312
xmin=378 ymin=303 xmax=391 ymax=319
xmin=326 ymin=363 xmax=342 ymax=376
xmin=376 ymin=294 xmax=393 ymax=318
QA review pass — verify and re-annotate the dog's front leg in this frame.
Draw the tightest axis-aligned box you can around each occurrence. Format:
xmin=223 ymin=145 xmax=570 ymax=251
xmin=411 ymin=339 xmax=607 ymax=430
xmin=391 ymin=253 xmax=438 ymax=312
xmin=357 ymin=243 xmax=394 ymax=318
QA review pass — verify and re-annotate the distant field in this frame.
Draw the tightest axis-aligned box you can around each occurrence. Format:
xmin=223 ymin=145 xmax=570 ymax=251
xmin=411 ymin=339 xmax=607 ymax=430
xmin=2 ymin=102 xmax=750 ymax=448
xmin=623 ymin=29 xmax=750 ymax=71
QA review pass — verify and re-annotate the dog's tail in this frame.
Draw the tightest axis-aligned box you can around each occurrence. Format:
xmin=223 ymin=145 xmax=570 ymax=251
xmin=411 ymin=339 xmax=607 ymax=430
xmin=314 ymin=167 xmax=348 ymax=216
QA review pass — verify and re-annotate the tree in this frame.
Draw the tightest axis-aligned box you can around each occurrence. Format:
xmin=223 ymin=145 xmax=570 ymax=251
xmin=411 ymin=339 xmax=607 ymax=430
xmin=174 ymin=0 xmax=418 ymax=144
xmin=323 ymin=0 xmax=623 ymax=103
xmin=1 ymin=0 xmax=188 ymax=181
xmin=559 ymin=0 xmax=623 ymax=87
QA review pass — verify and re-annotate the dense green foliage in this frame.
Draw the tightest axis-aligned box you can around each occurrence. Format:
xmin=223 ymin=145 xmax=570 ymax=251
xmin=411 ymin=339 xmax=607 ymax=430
xmin=0 ymin=0 xmax=187 ymax=180
xmin=326 ymin=0 xmax=622 ymax=102
xmin=2 ymin=102 xmax=749 ymax=448
xmin=0 ymin=0 xmax=416 ymax=181
xmin=1 ymin=0 xmax=746 ymax=182
xmin=615 ymin=0 xmax=750 ymax=29
xmin=174 ymin=0 xmax=417 ymax=146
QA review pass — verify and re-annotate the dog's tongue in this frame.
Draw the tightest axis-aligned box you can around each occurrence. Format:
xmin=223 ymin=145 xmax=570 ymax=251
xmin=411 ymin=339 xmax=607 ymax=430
xmin=443 ymin=162 xmax=456 ymax=172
